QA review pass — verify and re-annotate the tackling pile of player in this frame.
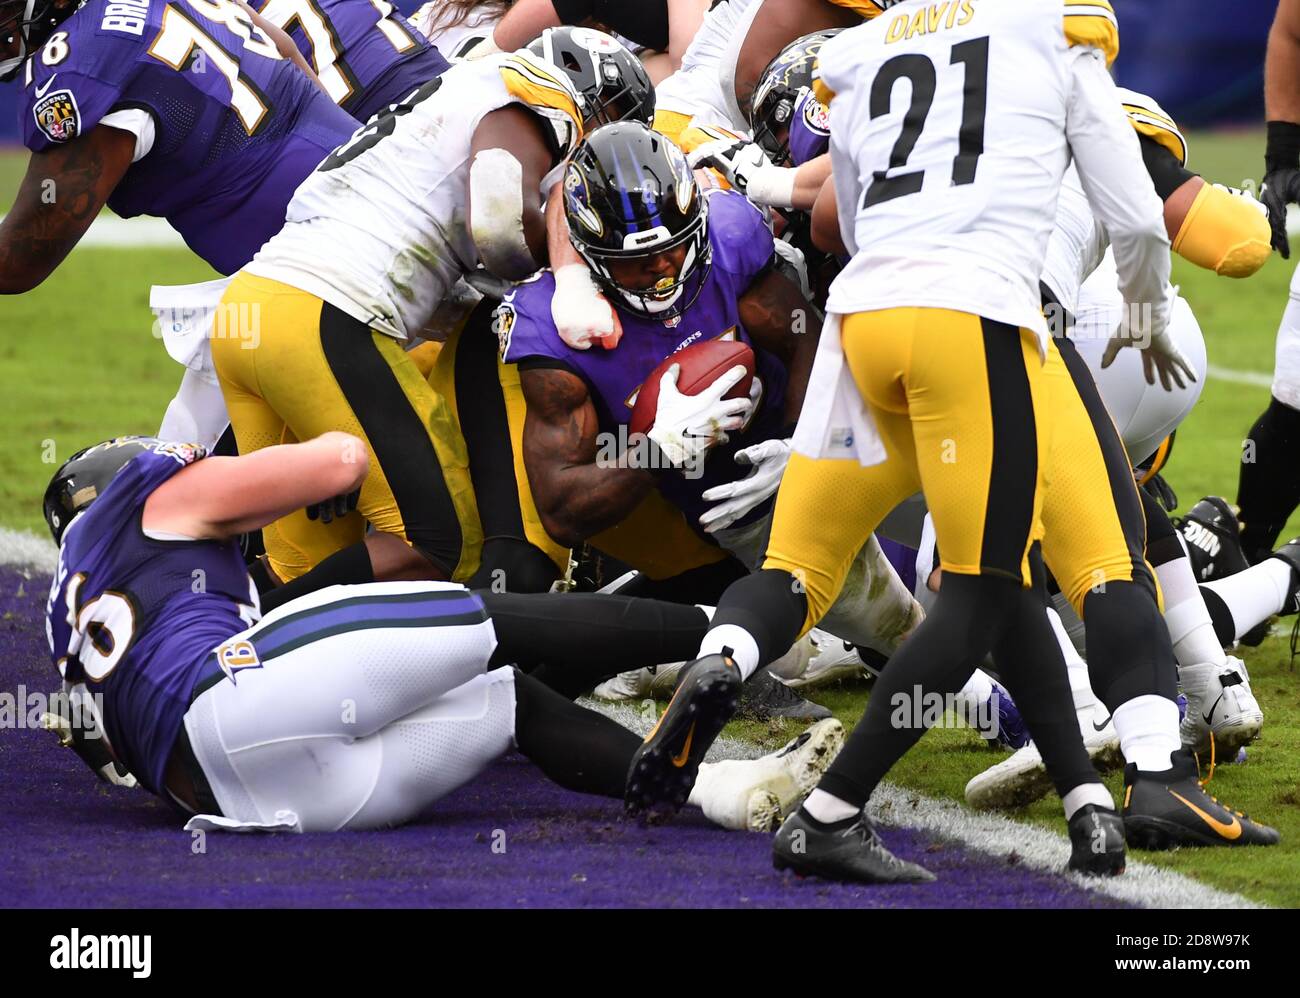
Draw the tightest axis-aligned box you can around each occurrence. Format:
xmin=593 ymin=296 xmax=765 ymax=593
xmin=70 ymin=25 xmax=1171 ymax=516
xmin=4 ymin=0 xmax=1299 ymax=886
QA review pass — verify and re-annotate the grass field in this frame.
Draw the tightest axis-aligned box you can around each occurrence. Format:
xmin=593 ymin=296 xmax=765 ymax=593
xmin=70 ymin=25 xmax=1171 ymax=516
xmin=2 ymin=132 xmax=1299 ymax=907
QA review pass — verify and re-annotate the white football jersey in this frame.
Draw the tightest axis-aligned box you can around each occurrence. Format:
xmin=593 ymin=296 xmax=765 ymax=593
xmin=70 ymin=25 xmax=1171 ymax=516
xmin=656 ymin=0 xmax=762 ymax=131
xmin=820 ymin=0 xmax=1080 ymax=336
xmin=1041 ymin=88 xmax=1187 ymax=312
xmin=247 ymin=53 xmax=582 ymax=341
xmin=821 ymin=0 xmax=1170 ymax=348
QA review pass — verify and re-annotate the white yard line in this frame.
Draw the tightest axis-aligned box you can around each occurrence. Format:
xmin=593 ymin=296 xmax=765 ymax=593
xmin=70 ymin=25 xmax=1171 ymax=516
xmin=0 ymin=526 xmax=1266 ymax=908
xmin=1207 ymin=364 xmax=1275 ymax=388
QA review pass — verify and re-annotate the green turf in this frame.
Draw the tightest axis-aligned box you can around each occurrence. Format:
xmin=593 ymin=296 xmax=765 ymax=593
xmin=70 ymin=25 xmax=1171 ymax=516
xmin=2 ymin=130 xmax=1299 ymax=905
xmin=0 ymin=247 xmax=219 ymax=534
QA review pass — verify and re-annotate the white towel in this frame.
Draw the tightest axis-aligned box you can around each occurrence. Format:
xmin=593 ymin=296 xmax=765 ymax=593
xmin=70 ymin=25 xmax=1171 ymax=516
xmin=790 ymin=311 xmax=887 ymax=467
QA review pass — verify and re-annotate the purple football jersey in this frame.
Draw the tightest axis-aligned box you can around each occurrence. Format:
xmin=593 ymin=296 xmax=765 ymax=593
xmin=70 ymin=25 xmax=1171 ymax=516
xmin=18 ymin=0 xmax=357 ymax=274
xmin=501 ymin=189 xmax=789 ymax=530
xmin=46 ymin=444 xmax=258 ymax=796
xmin=255 ymin=0 xmax=449 ymax=122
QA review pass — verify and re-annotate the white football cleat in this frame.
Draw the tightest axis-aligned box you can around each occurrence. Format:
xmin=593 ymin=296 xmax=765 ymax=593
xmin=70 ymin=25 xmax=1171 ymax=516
xmin=965 ymin=701 xmax=1123 ymax=811
xmin=592 ymin=662 xmax=685 ymax=702
xmin=691 ymin=718 xmax=845 ymax=832
xmin=1179 ymin=657 xmax=1262 ymax=756
xmin=592 ymin=668 xmax=653 ymax=702
xmin=783 ymin=629 xmax=867 ymax=689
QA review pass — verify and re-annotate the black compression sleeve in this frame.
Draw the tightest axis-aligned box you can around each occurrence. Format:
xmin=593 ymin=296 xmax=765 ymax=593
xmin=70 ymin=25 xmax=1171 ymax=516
xmin=551 ymin=0 xmax=670 ymax=50
xmin=1139 ymin=133 xmax=1197 ymax=201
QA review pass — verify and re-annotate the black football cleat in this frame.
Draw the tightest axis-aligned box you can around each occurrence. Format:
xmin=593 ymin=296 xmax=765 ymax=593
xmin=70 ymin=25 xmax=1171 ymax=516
xmin=1269 ymin=537 xmax=1300 ymax=617
xmin=772 ymin=808 xmax=936 ymax=884
xmin=1123 ymin=749 xmax=1280 ymax=849
xmin=624 ymin=654 xmax=741 ymax=816
xmin=736 ymin=668 xmax=833 ymax=722
xmin=1066 ymin=804 xmax=1126 ymax=877
xmin=1174 ymin=497 xmax=1250 ymax=583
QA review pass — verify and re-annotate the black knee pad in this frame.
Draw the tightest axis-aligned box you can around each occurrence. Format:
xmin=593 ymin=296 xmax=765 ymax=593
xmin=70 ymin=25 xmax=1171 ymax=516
xmin=470 ymin=538 xmax=561 ymax=593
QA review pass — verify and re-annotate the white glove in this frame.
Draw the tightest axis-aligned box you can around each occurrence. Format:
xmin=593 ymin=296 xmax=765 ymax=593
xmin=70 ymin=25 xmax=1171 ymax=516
xmin=1101 ymin=298 xmax=1196 ymax=391
xmin=698 ymin=437 xmax=791 ymax=533
xmin=647 ymin=363 xmax=754 ymax=468
xmin=688 ymin=139 xmax=797 ymax=209
xmin=551 ymin=263 xmax=622 ymax=350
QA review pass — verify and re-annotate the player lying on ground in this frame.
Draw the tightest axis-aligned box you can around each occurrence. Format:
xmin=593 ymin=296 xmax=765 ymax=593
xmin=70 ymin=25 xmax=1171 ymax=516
xmin=41 ymin=432 xmax=844 ymax=833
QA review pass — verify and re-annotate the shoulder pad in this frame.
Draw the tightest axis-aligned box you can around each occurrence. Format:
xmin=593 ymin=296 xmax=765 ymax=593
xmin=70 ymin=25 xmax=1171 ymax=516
xmin=498 ymin=51 xmax=585 ymax=153
xmin=1063 ymin=0 xmax=1119 ymax=68
xmin=1116 ymin=86 xmax=1187 ymax=166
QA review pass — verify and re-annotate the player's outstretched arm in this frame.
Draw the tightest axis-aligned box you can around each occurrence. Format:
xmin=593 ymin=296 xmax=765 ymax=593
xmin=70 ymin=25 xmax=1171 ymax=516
xmin=520 ymin=367 xmax=656 ymax=545
xmin=142 ymin=432 xmax=370 ymax=542
xmin=0 ymin=125 xmax=135 ymax=294
xmin=810 ymin=176 xmax=845 ymax=255
xmin=468 ymin=106 xmax=555 ymax=280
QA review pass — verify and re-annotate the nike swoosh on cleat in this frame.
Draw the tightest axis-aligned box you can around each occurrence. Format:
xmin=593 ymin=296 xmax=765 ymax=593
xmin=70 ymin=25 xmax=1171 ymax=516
xmin=1168 ymin=790 xmax=1242 ymax=840
xmin=1201 ymin=691 xmax=1226 ymax=726
xmin=1092 ymin=714 xmax=1113 ymax=732
xmin=671 ymin=724 xmax=695 ymax=768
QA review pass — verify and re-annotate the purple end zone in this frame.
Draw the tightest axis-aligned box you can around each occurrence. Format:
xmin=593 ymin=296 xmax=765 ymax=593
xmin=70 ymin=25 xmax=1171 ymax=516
xmin=0 ymin=566 xmax=1126 ymax=909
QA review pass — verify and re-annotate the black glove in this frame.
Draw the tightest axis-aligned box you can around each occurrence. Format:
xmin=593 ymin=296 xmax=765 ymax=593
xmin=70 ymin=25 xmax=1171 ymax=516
xmin=1262 ymin=121 xmax=1300 ymax=258
xmin=306 ymin=489 xmax=360 ymax=524
xmin=1142 ymin=473 xmax=1179 ymax=513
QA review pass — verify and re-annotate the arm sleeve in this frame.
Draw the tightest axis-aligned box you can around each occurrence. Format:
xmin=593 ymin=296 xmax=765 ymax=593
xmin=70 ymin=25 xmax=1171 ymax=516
xmin=551 ymin=0 xmax=670 ymax=50
xmin=1065 ymin=46 xmax=1172 ymax=334
xmin=1139 ymin=134 xmax=1196 ymax=201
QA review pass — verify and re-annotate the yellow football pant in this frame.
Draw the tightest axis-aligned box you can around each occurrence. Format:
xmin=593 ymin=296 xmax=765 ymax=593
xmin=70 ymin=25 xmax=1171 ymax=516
xmin=764 ymin=307 xmax=1052 ymax=636
xmin=211 ymin=272 xmax=480 ymax=583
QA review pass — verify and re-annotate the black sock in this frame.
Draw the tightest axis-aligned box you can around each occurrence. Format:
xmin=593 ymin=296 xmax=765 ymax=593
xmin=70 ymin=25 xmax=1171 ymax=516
xmin=1238 ymin=397 xmax=1300 ymax=561
xmin=480 ymin=591 xmax=710 ymax=698
xmin=1081 ymin=581 xmax=1180 ymax=713
xmin=259 ymin=542 xmax=374 ymax=614
xmin=511 ymin=670 xmax=641 ymax=798
xmin=991 ymin=583 xmax=1098 ymax=798
xmin=706 ymin=569 xmax=809 ymax=669
xmin=1198 ymin=585 xmax=1238 ymax=647
xmin=1141 ymin=487 xmax=1184 ymax=568
xmin=818 ymin=573 xmax=1020 ymax=809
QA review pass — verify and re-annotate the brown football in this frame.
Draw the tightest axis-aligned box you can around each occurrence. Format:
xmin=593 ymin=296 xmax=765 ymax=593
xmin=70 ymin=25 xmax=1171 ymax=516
xmin=629 ymin=339 xmax=755 ymax=436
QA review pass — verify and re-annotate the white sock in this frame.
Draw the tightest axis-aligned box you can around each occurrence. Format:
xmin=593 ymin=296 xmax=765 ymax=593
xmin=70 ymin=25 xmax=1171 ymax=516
xmin=802 ymin=787 xmax=860 ymax=823
xmin=698 ymin=624 xmax=761 ymax=680
xmin=1061 ymin=782 xmax=1115 ymax=821
xmin=1047 ymin=606 xmax=1096 ymax=711
xmin=1200 ymin=559 xmax=1294 ymax=642
xmin=1156 ymin=553 xmax=1228 ymax=670
xmin=1112 ymin=694 xmax=1181 ymax=772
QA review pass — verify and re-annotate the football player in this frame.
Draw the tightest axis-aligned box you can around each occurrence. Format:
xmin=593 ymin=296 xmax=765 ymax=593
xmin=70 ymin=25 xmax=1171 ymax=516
xmin=0 ymin=0 xmax=363 ymax=288
xmin=500 ymin=120 xmax=925 ymax=667
xmin=211 ymin=28 xmax=653 ymax=612
xmin=627 ymin=0 xmax=1277 ymax=885
xmin=40 ymin=432 xmax=844 ymax=834
xmin=255 ymin=0 xmax=451 ymax=123
xmin=1238 ymin=0 xmax=1300 ymax=565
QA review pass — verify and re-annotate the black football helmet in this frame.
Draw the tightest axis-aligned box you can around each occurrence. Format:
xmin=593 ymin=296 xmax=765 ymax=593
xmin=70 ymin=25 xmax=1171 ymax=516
xmin=0 ymin=0 xmax=78 ymax=81
xmin=564 ymin=121 xmax=710 ymax=321
xmin=528 ymin=26 xmax=654 ymax=132
xmin=43 ymin=436 xmax=188 ymax=543
xmin=749 ymin=30 xmax=839 ymax=166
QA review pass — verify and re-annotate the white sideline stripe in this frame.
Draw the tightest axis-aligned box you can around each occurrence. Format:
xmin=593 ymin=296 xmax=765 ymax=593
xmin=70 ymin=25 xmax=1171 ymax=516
xmin=867 ymin=783 xmax=1262 ymax=910
xmin=0 ymin=527 xmax=57 ymax=574
xmin=583 ymin=698 xmax=1261 ymax=909
xmin=1207 ymin=364 xmax=1274 ymax=389
xmin=0 ymin=213 xmax=187 ymax=249
xmin=0 ymin=530 xmax=1262 ymax=908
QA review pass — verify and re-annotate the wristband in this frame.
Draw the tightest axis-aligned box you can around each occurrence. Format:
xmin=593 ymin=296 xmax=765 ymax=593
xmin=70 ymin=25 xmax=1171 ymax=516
xmin=1265 ymin=120 xmax=1300 ymax=173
